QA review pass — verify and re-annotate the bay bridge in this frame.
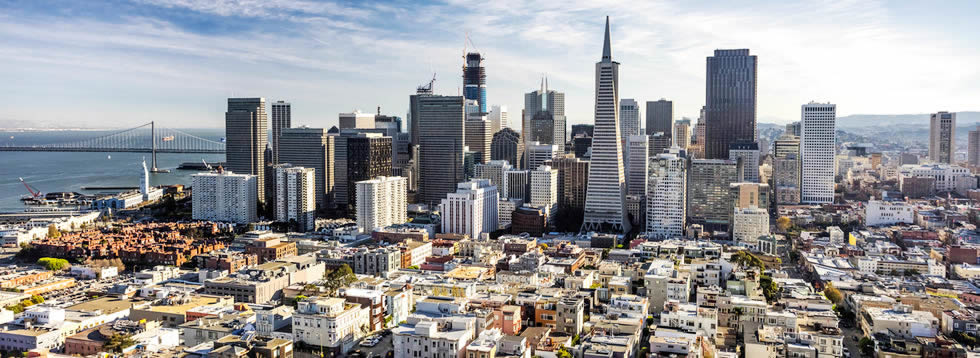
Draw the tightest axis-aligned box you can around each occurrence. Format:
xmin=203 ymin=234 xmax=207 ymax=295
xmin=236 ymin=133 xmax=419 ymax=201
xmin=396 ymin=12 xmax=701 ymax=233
xmin=0 ymin=121 xmax=225 ymax=171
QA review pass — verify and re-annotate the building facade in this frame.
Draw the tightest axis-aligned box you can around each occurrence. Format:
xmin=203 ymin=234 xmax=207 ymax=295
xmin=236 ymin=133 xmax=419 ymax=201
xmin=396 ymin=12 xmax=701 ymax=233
xmin=356 ymin=176 xmax=408 ymax=233
xmin=278 ymin=127 xmax=335 ymax=210
xmin=416 ymin=95 xmax=466 ymax=207
xmin=626 ymin=135 xmax=649 ymax=196
xmin=620 ymin=98 xmax=641 ymax=138
xmin=800 ymin=102 xmax=836 ymax=204
xmin=440 ymin=180 xmax=499 ymax=239
xmin=491 ymin=128 xmax=524 ymax=169
xmin=704 ymin=50 xmax=757 ymax=159
xmin=646 ymin=152 xmax=687 ymax=238
xmin=270 ymin=100 xmax=291 ymax=165
xmin=646 ymin=99 xmax=673 ymax=140
xmin=930 ymin=111 xmax=956 ymax=164
xmin=192 ymin=171 xmax=258 ymax=224
xmin=225 ymin=98 xmax=268 ymax=201
xmin=274 ymin=166 xmax=316 ymax=231
xmin=687 ymin=159 xmax=740 ymax=231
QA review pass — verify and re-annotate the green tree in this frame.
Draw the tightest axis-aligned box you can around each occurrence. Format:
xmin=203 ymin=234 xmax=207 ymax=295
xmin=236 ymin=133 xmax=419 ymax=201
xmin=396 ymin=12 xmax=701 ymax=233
xmin=47 ymin=224 xmax=60 ymax=238
xmin=759 ymin=275 xmax=779 ymax=303
xmin=859 ymin=337 xmax=875 ymax=357
xmin=37 ymin=257 xmax=71 ymax=271
xmin=322 ymin=264 xmax=357 ymax=295
xmin=291 ymin=295 xmax=308 ymax=308
xmin=776 ymin=216 xmax=792 ymax=232
xmin=103 ymin=333 xmax=136 ymax=353
xmin=556 ymin=346 xmax=572 ymax=358
xmin=823 ymin=282 xmax=843 ymax=305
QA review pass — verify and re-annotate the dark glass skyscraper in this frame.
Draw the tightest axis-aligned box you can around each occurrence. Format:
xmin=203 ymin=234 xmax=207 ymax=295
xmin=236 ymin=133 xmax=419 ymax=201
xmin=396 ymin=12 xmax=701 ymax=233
xmin=270 ymin=100 xmax=291 ymax=164
xmin=704 ymin=49 xmax=757 ymax=159
xmin=225 ymin=97 xmax=268 ymax=202
xmin=463 ymin=52 xmax=487 ymax=113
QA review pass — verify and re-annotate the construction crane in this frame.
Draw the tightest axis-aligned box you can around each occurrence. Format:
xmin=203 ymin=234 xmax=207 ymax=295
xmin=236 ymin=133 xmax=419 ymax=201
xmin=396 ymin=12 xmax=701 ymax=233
xmin=18 ymin=177 xmax=42 ymax=200
xmin=201 ymin=159 xmax=213 ymax=171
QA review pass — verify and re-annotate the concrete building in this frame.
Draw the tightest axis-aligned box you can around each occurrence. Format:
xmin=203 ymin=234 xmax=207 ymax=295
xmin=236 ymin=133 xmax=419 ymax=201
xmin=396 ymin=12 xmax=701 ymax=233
xmin=334 ymin=132 xmax=392 ymax=210
xmin=474 ymin=160 xmax=512 ymax=198
xmin=393 ymin=316 xmax=476 ymax=358
xmin=274 ymin=165 xmax=316 ymax=231
xmin=205 ymin=254 xmax=324 ymax=304
xmin=729 ymin=141 xmax=760 ymax=182
xmin=626 ymin=134 xmax=649 ymax=196
xmin=556 ymin=297 xmax=584 ymax=336
xmin=416 ymin=95 xmax=466 ymax=207
xmin=489 ymin=105 xmax=508 ymax=133
xmin=529 ymin=165 xmax=558 ymax=224
xmin=523 ymin=78 xmax=566 ymax=149
xmin=504 ymin=170 xmax=530 ymax=202
xmin=225 ymin=97 xmax=268 ymax=201
xmin=687 ymin=159 xmax=740 ymax=231
xmin=582 ymin=17 xmax=631 ymax=233
xmin=293 ymin=297 xmax=370 ymax=354
xmin=800 ymin=102 xmax=836 ymax=204
xmin=930 ymin=111 xmax=956 ymax=164
xmin=646 ymin=152 xmax=687 ymax=239
xmin=441 ymin=180 xmax=499 ymax=239
xmin=970 ymin=125 xmax=980 ymax=167
xmin=861 ymin=304 xmax=938 ymax=337
xmin=865 ymin=200 xmax=915 ymax=226
xmin=339 ymin=110 xmax=375 ymax=129
xmin=497 ymin=198 xmax=523 ymax=230
xmin=465 ymin=114 xmax=493 ymax=164
xmin=646 ymin=99 xmax=673 ymax=141
xmin=356 ymin=176 xmax=408 ymax=233
xmin=899 ymin=164 xmax=972 ymax=193
xmin=732 ymin=207 xmax=770 ymax=247
xmin=491 ymin=128 xmax=523 ymax=169
xmin=674 ymin=118 xmax=691 ymax=150
xmin=278 ymin=126 xmax=335 ymax=210
xmin=192 ymin=171 xmax=258 ymax=225
xmin=353 ymin=246 xmax=401 ymax=278
xmin=546 ymin=155 xmax=590 ymax=213
xmin=704 ymin=50 xmax=757 ymax=160
xmin=270 ymin=100 xmax=291 ymax=164
xmin=526 ymin=141 xmax=560 ymax=173
xmin=620 ymin=98 xmax=641 ymax=138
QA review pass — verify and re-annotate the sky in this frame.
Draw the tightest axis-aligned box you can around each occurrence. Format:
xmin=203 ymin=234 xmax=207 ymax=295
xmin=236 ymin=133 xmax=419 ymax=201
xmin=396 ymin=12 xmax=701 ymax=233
xmin=0 ymin=0 xmax=978 ymax=129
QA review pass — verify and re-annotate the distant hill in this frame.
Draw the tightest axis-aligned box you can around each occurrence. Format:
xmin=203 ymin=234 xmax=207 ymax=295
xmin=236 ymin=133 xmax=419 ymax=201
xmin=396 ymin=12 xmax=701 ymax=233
xmin=836 ymin=111 xmax=980 ymax=128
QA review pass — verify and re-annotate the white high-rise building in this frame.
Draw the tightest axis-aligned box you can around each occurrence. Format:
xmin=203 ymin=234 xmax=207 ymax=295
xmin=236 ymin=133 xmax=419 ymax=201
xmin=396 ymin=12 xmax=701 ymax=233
xmin=440 ymin=179 xmax=499 ymax=238
xmin=729 ymin=142 xmax=760 ymax=183
xmin=626 ymin=135 xmax=649 ymax=196
xmin=474 ymin=160 xmax=512 ymax=198
xmin=498 ymin=198 xmax=523 ymax=230
xmin=530 ymin=165 xmax=558 ymax=224
xmin=929 ymin=111 xmax=956 ymax=164
xmin=582 ymin=17 xmax=631 ymax=233
xmin=646 ymin=151 xmax=686 ymax=238
xmin=504 ymin=170 xmax=530 ymax=201
xmin=192 ymin=171 xmax=257 ymax=224
xmin=526 ymin=141 xmax=560 ymax=172
xmin=489 ymin=105 xmax=509 ymax=133
xmin=732 ymin=206 xmax=769 ymax=248
xmin=800 ymin=102 xmax=836 ymax=204
xmin=620 ymin=98 xmax=641 ymax=138
xmin=356 ymin=176 xmax=407 ymax=233
xmin=275 ymin=166 xmax=316 ymax=231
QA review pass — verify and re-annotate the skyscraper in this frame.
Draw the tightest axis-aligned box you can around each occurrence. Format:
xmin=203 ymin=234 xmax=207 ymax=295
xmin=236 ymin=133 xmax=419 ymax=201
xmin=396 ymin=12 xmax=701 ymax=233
xmin=625 ymin=135 xmax=649 ymax=196
xmin=274 ymin=165 xmax=316 ymax=231
xmin=416 ymin=95 xmax=466 ymax=207
xmin=773 ymin=133 xmax=801 ymax=205
xmin=969 ymin=125 xmax=980 ymax=167
xmin=526 ymin=142 xmax=560 ymax=172
xmin=465 ymin=114 xmax=492 ymax=164
xmin=674 ymin=118 xmax=691 ymax=150
xmin=582 ymin=17 xmax=630 ymax=233
xmin=356 ymin=176 xmax=407 ymax=233
xmin=440 ymin=179 xmax=498 ymax=238
xmin=929 ymin=111 xmax=956 ymax=164
xmin=529 ymin=165 xmax=558 ymax=224
xmin=646 ymin=151 xmax=686 ymax=239
xmin=620 ymin=98 xmax=640 ymax=138
xmin=645 ymin=99 xmax=673 ymax=141
xmin=339 ymin=111 xmax=375 ymax=129
xmin=473 ymin=160 xmax=512 ymax=198
xmin=504 ymin=170 xmax=530 ymax=202
xmin=270 ymin=100 xmax=291 ymax=164
xmin=463 ymin=52 xmax=487 ymax=113
xmin=687 ymin=159 xmax=740 ymax=231
xmin=489 ymin=105 xmax=508 ymax=134
xmin=225 ymin=97 xmax=268 ymax=202
xmin=545 ymin=155 xmax=590 ymax=214
xmin=800 ymin=102 xmax=836 ymax=204
xmin=192 ymin=170 xmax=258 ymax=224
xmin=278 ymin=127 xmax=334 ymax=210
xmin=704 ymin=49 xmax=757 ymax=159
xmin=337 ymin=133 xmax=392 ymax=210
xmin=523 ymin=78 xmax=566 ymax=149
xmin=491 ymin=128 xmax=524 ymax=169
xmin=729 ymin=141 xmax=760 ymax=182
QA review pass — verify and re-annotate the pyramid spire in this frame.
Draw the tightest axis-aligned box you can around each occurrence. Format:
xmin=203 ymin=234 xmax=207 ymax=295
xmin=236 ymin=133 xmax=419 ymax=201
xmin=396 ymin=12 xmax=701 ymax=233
xmin=601 ymin=16 xmax=612 ymax=62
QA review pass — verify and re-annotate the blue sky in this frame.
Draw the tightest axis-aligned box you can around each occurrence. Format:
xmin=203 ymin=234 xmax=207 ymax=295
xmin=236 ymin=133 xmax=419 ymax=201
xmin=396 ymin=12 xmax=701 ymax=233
xmin=1 ymin=0 xmax=978 ymax=129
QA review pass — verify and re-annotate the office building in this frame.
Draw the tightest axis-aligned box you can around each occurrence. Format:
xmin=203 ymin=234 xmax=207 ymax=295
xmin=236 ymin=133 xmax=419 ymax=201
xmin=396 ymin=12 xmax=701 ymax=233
xmin=441 ymin=180 xmax=499 ymax=239
xmin=582 ymin=17 xmax=631 ymax=233
xmin=270 ymin=101 xmax=291 ymax=164
xmin=491 ymin=128 xmax=524 ymax=169
xmin=192 ymin=171 xmax=258 ymax=224
xmin=498 ymin=198 xmax=523 ymax=230
xmin=545 ymin=155 xmax=590 ymax=213
xmin=774 ymin=153 xmax=801 ymax=205
xmin=334 ymin=133 xmax=392 ymax=210
xmin=527 ymin=142 xmax=560 ymax=171
xmin=732 ymin=207 xmax=769 ymax=246
xmin=356 ymin=176 xmax=407 ymax=233
xmin=339 ymin=111 xmax=375 ymax=130
xmin=416 ymin=95 xmax=466 ymax=207
xmin=274 ymin=166 xmax=315 ymax=231
xmin=620 ymin=98 xmax=641 ymax=138
xmin=530 ymin=165 xmax=558 ymax=223
xmin=626 ymin=135 xmax=649 ymax=196
xmin=729 ymin=141 xmax=760 ymax=182
xmin=278 ymin=127 xmax=334 ymax=210
xmin=474 ymin=160 xmax=512 ymax=198
xmin=800 ymin=102 xmax=836 ymax=204
xmin=646 ymin=151 xmax=686 ymax=239
xmin=489 ymin=105 xmax=508 ymax=133
xmin=504 ymin=170 xmax=530 ymax=202
xmin=785 ymin=121 xmax=801 ymax=137
xmin=572 ymin=133 xmax=593 ymax=159
xmin=225 ymin=97 xmax=268 ymax=201
xmin=649 ymin=132 xmax=671 ymax=157
xmin=466 ymin=114 xmax=493 ymax=164
xmin=374 ymin=113 xmax=402 ymax=133
xmin=687 ymin=159 xmax=740 ymax=231
xmin=529 ymin=110 xmax=564 ymax=148
xmin=970 ymin=125 xmax=980 ymax=167
xmin=645 ymin=99 xmax=673 ymax=141
xmin=773 ymin=134 xmax=800 ymax=159
xmin=674 ymin=118 xmax=691 ymax=150
xmin=898 ymin=164 xmax=972 ymax=193
xmin=464 ymin=52 xmax=487 ymax=113
xmin=523 ymin=78 xmax=566 ymax=148
xmin=704 ymin=49 xmax=757 ymax=159
xmin=930 ymin=111 xmax=956 ymax=164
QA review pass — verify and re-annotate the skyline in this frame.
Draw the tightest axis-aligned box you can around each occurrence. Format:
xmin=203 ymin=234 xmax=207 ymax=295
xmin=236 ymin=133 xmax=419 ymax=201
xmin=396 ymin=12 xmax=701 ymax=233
xmin=1 ymin=0 xmax=979 ymax=129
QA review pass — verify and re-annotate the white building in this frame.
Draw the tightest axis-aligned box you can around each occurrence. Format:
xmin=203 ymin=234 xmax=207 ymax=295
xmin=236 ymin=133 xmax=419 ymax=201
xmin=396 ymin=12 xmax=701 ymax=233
xmin=275 ymin=165 xmax=316 ymax=231
xmin=489 ymin=105 xmax=509 ymax=132
xmin=497 ymin=198 xmax=523 ymax=230
xmin=732 ymin=207 xmax=769 ymax=247
xmin=660 ymin=300 xmax=718 ymax=338
xmin=529 ymin=165 xmax=558 ymax=224
xmin=861 ymin=304 xmax=937 ymax=337
xmin=473 ymin=160 xmax=512 ymax=198
xmin=192 ymin=170 xmax=258 ymax=224
xmin=646 ymin=151 xmax=686 ymax=238
xmin=356 ymin=176 xmax=408 ymax=233
xmin=339 ymin=110 xmax=375 ymax=129
xmin=626 ymin=134 xmax=649 ymax=196
xmin=729 ymin=142 xmax=760 ymax=183
xmin=898 ymin=164 xmax=972 ymax=193
xmin=620 ymin=98 xmax=641 ymax=138
xmin=393 ymin=316 xmax=476 ymax=358
xmin=800 ymin=102 xmax=836 ymax=204
xmin=440 ymin=179 xmax=499 ymax=239
xmin=293 ymin=297 xmax=370 ymax=354
xmin=526 ymin=141 xmax=560 ymax=172
xmin=865 ymin=200 xmax=915 ymax=226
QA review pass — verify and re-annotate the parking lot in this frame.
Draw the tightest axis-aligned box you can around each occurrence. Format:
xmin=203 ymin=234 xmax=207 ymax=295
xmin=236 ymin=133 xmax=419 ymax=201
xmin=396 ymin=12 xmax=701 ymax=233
xmin=349 ymin=330 xmax=393 ymax=358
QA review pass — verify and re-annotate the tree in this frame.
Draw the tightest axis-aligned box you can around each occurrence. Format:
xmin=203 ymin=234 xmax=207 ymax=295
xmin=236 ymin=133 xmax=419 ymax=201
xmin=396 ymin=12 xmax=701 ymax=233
xmin=859 ymin=337 xmax=875 ymax=357
xmin=37 ymin=257 xmax=71 ymax=271
xmin=103 ymin=333 xmax=136 ymax=353
xmin=47 ymin=224 xmax=60 ymax=238
xmin=759 ymin=275 xmax=779 ymax=303
xmin=777 ymin=216 xmax=792 ymax=231
xmin=291 ymin=295 xmax=308 ymax=308
xmin=823 ymin=283 xmax=843 ymax=305
xmin=555 ymin=347 xmax=572 ymax=358
xmin=322 ymin=264 xmax=357 ymax=295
